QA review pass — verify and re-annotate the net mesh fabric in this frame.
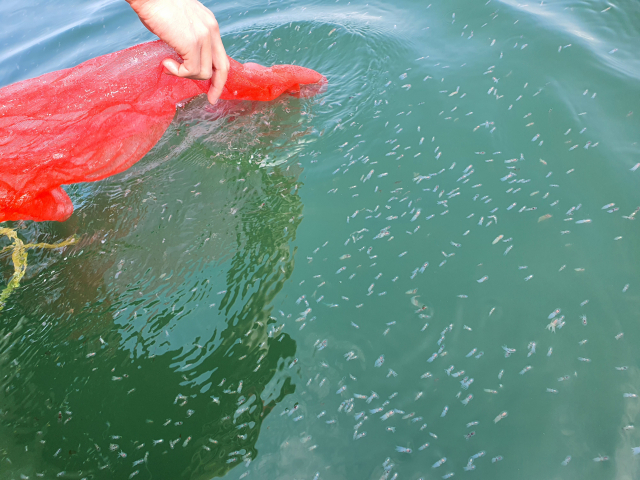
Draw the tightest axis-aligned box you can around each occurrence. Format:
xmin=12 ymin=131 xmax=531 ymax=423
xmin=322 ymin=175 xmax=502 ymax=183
xmin=0 ymin=40 xmax=325 ymax=222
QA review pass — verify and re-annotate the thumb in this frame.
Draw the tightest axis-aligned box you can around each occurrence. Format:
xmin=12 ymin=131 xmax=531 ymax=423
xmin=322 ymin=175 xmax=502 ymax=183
xmin=162 ymin=58 xmax=183 ymax=76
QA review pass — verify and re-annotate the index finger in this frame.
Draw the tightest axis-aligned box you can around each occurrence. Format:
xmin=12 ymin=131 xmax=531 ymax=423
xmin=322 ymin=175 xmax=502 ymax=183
xmin=207 ymin=35 xmax=230 ymax=104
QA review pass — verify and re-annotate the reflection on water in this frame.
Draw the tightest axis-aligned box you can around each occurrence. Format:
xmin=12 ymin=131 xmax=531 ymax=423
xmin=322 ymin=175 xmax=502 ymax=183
xmin=0 ymin=92 xmax=315 ymax=478
xmin=2 ymin=0 xmax=640 ymax=479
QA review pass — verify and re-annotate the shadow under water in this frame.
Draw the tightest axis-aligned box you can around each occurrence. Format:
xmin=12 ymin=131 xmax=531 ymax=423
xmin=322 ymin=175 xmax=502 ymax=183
xmin=0 ymin=94 xmax=317 ymax=479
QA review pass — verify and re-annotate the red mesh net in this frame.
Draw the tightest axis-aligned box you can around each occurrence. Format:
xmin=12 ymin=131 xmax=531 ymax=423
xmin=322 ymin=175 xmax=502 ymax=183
xmin=0 ymin=40 xmax=326 ymax=223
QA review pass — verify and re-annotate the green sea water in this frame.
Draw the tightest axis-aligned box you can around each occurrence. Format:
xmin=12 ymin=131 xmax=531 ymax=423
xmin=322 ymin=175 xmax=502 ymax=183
xmin=1 ymin=0 xmax=640 ymax=479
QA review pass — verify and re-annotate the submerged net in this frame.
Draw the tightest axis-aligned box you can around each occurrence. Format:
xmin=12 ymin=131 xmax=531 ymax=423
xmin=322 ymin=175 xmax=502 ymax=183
xmin=0 ymin=40 xmax=325 ymax=223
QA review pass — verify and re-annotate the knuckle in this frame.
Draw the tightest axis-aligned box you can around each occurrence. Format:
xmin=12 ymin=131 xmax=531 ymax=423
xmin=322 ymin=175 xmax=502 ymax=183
xmin=196 ymin=27 xmax=209 ymax=41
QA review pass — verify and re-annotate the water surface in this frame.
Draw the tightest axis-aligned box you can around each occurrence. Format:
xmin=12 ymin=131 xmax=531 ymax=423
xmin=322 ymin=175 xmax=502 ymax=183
xmin=1 ymin=0 xmax=639 ymax=479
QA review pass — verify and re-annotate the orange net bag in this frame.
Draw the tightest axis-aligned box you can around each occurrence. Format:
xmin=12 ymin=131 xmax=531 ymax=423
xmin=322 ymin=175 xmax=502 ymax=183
xmin=0 ymin=40 xmax=325 ymax=222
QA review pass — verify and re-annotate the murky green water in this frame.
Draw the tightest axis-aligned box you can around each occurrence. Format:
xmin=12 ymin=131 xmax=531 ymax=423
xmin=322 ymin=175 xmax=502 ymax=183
xmin=1 ymin=0 xmax=640 ymax=479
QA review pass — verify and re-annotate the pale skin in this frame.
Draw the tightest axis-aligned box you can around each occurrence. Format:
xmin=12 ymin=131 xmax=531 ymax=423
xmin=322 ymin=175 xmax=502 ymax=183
xmin=126 ymin=0 xmax=230 ymax=104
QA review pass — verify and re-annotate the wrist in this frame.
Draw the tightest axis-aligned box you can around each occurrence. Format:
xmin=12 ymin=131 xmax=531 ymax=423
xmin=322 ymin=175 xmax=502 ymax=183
xmin=126 ymin=0 xmax=153 ymax=9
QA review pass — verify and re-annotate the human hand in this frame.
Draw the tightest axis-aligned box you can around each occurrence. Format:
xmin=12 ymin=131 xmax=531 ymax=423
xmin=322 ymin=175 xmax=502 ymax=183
xmin=127 ymin=0 xmax=230 ymax=103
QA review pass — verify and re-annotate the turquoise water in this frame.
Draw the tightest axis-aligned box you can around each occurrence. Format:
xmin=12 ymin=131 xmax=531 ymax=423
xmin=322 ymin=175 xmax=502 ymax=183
xmin=1 ymin=0 xmax=640 ymax=479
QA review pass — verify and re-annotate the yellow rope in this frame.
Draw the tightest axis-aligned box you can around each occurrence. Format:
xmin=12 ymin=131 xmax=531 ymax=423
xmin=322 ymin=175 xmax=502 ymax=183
xmin=0 ymin=228 xmax=78 ymax=311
